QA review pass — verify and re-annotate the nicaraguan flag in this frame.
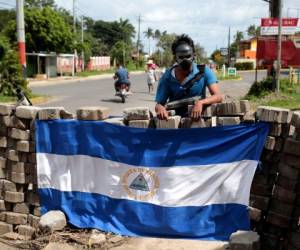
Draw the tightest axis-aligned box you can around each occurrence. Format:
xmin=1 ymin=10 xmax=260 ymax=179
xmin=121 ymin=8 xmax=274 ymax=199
xmin=36 ymin=120 xmax=269 ymax=240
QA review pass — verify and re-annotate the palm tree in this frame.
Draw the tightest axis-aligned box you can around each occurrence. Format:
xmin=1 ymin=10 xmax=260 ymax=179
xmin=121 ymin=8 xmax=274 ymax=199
xmin=118 ymin=18 xmax=136 ymax=43
xmin=154 ymin=29 xmax=161 ymax=39
xmin=144 ymin=27 xmax=153 ymax=55
xmin=247 ymin=25 xmax=260 ymax=38
xmin=234 ymin=31 xmax=244 ymax=43
xmin=234 ymin=31 xmax=244 ymax=58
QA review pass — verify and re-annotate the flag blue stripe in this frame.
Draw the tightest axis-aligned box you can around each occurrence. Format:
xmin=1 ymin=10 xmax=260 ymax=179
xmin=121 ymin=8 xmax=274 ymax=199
xmin=39 ymin=188 xmax=250 ymax=241
xmin=35 ymin=120 xmax=269 ymax=167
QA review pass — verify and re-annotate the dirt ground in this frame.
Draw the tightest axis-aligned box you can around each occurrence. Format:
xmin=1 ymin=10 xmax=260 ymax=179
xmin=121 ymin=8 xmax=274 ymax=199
xmin=0 ymin=227 xmax=229 ymax=250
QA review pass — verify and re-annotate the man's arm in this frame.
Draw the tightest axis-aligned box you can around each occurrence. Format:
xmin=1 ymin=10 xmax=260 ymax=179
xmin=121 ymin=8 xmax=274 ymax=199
xmin=155 ymin=103 xmax=169 ymax=120
xmin=155 ymin=75 xmax=170 ymax=120
xmin=191 ymin=83 xmax=223 ymax=120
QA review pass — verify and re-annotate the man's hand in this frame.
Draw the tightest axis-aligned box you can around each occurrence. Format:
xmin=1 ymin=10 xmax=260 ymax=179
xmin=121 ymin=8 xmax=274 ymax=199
xmin=191 ymin=100 xmax=203 ymax=120
xmin=155 ymin=104 xmax=169 ymax=120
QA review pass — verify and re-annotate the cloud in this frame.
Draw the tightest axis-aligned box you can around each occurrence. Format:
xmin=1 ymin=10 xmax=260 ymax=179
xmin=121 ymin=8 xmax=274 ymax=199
xmin=55 ymin=0 xmax=300 ymax=54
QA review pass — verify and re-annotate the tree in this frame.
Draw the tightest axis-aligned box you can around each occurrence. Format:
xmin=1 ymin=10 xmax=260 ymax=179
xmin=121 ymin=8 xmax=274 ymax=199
xmin=0 ymin=36 xmax=28 ymax=96
xmin=194 ymin=43 xmax=206 ymax=64
xmin=25 ymin=0 xmax=56 ymax=9
xmin=4 ymin=7 xmax=74 ymax=53
xmin=110 ymin=41 xmax=131 ymax=65
xmin=93 ymin=18 xmax=135 ymax=51
xmin=234 ymin=31 xmax=244 ymax=43
xmin=0 ymin=9 xmax=15 ymax=33
xmin=211 ymin=49 xmax=225 ymax=68
xmin=153 ymin=29 xmax=161 ymax=52
xmin=233 ymin=30 xmax=244 ymax=59
xmin=247 ymin=25 xmax=260 ymax=38
xmin=144 ymin=27 xmax=153 ymax=55
xmin=154 ymin=29 xmax=161 ymax=40
xmin=154 ymin=32 xmax=176 ymax=66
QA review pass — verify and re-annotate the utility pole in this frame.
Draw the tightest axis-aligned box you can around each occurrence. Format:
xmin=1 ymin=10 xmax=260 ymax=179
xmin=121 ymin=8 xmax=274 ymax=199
xmin=16 ymin=0 xmax=26 ymax=79
xmin=276 ymin=0 xmax=282 ymax=93
xmin=270 ymin=0 xmax=280 ymax=17
xmin=81 ymin=16 xmax=84 ymax=71
xmin=227 ymin=26 xmax=231 ymax=66
xmin=73 ymin=0 xmax=76 ymax=75
xmin=136 ymin=15 xmax=141 ymax=69
xmin=73 ymin=0 xmax=76 ymax=33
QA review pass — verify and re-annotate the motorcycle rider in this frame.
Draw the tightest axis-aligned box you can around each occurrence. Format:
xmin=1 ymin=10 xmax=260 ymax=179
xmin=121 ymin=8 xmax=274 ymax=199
xmin=113 ymin=63 xmax=131 ymax=94
xmin=155 ymin=34 xmax=223 ymax=120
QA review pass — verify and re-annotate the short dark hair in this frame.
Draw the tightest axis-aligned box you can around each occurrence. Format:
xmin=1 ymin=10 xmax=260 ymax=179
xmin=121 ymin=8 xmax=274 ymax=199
xmin=171 ymin=34 xmax=195 ymax=55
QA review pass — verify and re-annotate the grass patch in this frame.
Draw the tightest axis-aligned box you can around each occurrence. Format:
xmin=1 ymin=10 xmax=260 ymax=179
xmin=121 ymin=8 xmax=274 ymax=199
xmin=217 ymin=74 xmax=241 ymax=81
xmin=76 ymin=66 xmax=146 ymax=77
xmin=245 ymin=77 xmax=300 ymax=110
xmin=30 ymin=94 xmax=51 ymax=105
xmin=0 ymin=94 xmax=50 ymax=105
xmin=75 ymin=69 xmax=115 ymax=77
xmin=0 ymin=95 xmax=16 ymax=103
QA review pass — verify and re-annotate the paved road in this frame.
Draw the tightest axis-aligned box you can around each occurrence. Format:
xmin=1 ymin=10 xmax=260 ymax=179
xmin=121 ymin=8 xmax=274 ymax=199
xmin=30 ymin=71 xmax=266 ymax=116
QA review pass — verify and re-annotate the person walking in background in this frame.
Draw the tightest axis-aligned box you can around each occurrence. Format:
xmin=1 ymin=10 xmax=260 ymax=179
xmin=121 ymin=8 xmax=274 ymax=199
xmin=145 ymin=59 xmax=157 ymax=93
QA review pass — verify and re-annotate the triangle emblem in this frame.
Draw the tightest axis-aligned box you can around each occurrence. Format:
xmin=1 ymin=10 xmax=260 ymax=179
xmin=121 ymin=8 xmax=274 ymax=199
xmin=129 ymin=173 xmax=150 ymax=191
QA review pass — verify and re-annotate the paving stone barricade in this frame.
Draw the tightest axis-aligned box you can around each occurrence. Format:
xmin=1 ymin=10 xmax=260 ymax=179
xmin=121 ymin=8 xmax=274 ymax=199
xmin=0 ymin=102 xmax=298 ymax=249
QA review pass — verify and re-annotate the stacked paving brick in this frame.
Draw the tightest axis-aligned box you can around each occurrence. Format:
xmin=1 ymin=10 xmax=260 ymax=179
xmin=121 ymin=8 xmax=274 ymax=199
xmin=283 ymin=111 xmax=300 ymax=250
xmin=0 ymin=105 xmax=75 ymax=239
xmin=251 ymin=107 xmax=300 ymax=250
xmin=1 ymin=101 xmax=299 ymax=250
xmin=122 ymin=100 xmax=252 ymax=129
xmin=0 ymin=105 xmax=40 ymax=239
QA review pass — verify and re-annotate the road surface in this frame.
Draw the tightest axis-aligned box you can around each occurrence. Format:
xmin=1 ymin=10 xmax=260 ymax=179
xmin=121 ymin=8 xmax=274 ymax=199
xmin=30 ymin=71 xmax=266 ymax=116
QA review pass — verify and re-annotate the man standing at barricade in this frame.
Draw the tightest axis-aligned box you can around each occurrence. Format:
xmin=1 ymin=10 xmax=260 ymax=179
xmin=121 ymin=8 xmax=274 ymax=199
xmin=155 ymin=34 xmax=223 ymax=119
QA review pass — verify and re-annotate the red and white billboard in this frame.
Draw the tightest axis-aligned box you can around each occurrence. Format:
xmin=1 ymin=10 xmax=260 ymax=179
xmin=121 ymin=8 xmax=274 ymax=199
xmin=261 ymin=18 xmax=299 ymax=35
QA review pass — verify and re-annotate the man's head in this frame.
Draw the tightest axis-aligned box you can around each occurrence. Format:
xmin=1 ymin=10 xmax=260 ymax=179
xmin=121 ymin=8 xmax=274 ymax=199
xmin=171 ymin=34 xmax=195 ymax=71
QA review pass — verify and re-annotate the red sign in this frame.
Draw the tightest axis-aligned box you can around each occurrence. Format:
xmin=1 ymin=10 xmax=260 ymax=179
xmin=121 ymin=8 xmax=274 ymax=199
xmin=261 ymin=18 xmax=299 ymax=27
xmin=261 ymin=18 xmax=299 ymax=35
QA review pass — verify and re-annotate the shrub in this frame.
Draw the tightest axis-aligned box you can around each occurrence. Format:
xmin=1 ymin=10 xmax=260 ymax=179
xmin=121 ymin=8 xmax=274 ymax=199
xmin=245 ymin=77 xmax=294 ymax=99
xmin=0 ymin=36 xmax=29 ymax=96
xmin=246 ymin=77 xmax=274 ymax=98
xmin=234 ymin=62 xmax=254 ymax=70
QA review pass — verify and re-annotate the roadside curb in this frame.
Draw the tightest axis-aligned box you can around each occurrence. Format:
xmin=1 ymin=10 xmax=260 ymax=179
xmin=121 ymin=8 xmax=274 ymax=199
xmin=28 ymin=71 xmax=145 ymax=87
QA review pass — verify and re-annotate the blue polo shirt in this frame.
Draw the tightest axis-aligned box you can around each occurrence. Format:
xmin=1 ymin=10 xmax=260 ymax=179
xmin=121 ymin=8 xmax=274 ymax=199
xmin=115 ymin=67 xmax=130 ymax=84
xmin=155 ymin=63 xmax=217 ymax=105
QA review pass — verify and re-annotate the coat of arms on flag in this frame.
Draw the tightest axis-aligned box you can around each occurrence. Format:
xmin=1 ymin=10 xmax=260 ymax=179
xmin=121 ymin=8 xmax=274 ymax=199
xmin=36 ymin=120 xmax=269 ymax=240
xmin=122 ymin=168 xmax=160 ymax=201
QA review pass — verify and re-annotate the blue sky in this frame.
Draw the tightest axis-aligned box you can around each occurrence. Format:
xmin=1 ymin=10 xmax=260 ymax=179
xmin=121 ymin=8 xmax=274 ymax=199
xmin=47 ymin=0 xmax=300 ymax=54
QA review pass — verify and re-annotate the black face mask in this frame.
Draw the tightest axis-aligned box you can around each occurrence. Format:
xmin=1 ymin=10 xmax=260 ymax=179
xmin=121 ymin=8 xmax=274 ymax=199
xmin=179 ymin=59 xmax=193 ymax=71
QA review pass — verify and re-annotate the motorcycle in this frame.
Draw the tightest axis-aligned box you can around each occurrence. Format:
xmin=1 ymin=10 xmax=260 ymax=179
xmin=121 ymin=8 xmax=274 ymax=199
xmin=115 ymin=83 xmax=130 ymax=103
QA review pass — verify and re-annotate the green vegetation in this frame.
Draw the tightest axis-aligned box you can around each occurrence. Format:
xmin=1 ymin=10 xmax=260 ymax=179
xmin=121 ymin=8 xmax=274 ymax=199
xmin=234 ymin=62 xmax=254 ymax=71
xmin=0 ymin=0 xmax=211 ymax=98
xmin=0 ymin=95 xmax=17 ymax=103
xmin=217 ymin=74 xmax=241 ymax=81
xmin=245 ymin=77 xmax=300 ymax=110
xmin=75 ymin=64 xmax=145 ymax=77
xmin=75 ymin=69 xmax=114 ymax=77
xmin=0 ymin=36 xmax=29 ymax=96
xmin=0 ymin=93 xmax=48 ymax=104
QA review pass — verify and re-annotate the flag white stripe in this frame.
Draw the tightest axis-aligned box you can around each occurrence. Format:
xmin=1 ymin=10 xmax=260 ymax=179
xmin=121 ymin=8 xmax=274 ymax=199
xmin=37 ymin=153 xmax=257 ymax=208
